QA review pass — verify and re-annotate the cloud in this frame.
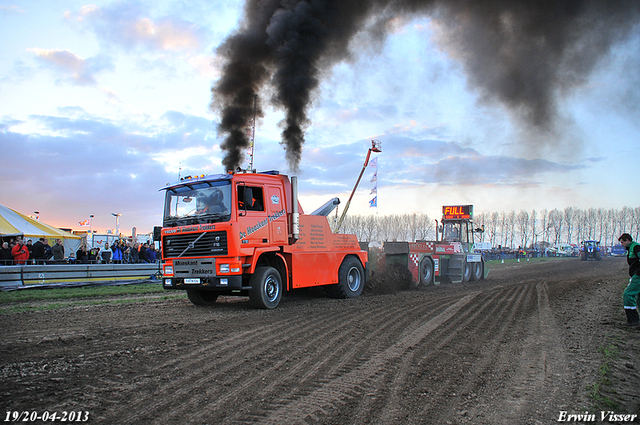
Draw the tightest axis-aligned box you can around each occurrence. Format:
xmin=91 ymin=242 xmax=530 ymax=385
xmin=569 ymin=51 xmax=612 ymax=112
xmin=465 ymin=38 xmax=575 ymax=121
xmin=64 ymin=2 xmax=205 ymax=52
xmin=0 ymin=5 xmax=24 ymax=14
xmin=0 ymin=111 xmax=220 ymax=232
xmin=293 ymin=134 xmax=585 ymax=198
xmin=28 ymin=48 xmax=114 ymax=86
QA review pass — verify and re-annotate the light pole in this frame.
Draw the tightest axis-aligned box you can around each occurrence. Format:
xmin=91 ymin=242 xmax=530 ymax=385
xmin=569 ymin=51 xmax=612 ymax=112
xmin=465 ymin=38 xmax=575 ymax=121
xmin=88 ymin=215 xmax=95 ymax=246
xmin=111 ymin=213 xmax=122 ymax=237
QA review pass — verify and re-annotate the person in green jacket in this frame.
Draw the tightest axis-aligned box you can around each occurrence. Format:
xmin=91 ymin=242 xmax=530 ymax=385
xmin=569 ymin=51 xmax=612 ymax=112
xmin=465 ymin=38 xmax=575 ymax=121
xmin=619 ymin=233 xmax=640 ymax=326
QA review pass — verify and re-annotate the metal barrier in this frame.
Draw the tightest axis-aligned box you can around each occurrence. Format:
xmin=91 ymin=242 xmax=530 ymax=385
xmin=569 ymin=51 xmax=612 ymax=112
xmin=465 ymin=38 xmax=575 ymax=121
xmin=0 ymin=263 xmax=162 ymax=288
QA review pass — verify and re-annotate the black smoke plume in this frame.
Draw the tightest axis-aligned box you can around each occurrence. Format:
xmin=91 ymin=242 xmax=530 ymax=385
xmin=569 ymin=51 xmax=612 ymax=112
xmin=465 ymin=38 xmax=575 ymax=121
xmin=211 ymin=0 xmax=639 ymax=171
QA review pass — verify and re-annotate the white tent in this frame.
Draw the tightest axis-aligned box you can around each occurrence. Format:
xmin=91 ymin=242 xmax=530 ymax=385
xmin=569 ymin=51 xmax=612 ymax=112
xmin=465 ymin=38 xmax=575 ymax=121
xmin=0 ymin=204 xmax=81 ymax=256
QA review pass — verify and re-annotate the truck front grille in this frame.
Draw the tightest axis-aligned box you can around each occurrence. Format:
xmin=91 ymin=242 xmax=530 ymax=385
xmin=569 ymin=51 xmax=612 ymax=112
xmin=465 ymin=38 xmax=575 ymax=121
xmin=163 ymin=231 xmax=228 ymax=258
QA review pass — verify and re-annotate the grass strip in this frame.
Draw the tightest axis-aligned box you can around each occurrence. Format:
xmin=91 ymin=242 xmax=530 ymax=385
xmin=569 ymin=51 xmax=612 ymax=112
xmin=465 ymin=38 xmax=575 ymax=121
xmin=0 ymin=283 xmax=166 ymax=304
xmin=586 ymin=340 xmax=620 ymax=410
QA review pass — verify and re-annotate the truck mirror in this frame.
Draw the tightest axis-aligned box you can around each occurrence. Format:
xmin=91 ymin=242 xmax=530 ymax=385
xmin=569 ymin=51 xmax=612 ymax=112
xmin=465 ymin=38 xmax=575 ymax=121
xmin=153 ymin=226 xmax=162 ymax=242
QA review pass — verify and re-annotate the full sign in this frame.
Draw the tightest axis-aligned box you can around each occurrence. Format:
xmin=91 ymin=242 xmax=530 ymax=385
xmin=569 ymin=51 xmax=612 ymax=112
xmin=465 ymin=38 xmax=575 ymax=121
xmin=442 ymin=205 xmax=473 ymax=220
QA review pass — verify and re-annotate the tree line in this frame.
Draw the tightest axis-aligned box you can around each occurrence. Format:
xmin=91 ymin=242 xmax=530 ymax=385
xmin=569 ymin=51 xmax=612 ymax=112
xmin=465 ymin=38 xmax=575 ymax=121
xmin=335 ymin=206 xmax=640 ymax=249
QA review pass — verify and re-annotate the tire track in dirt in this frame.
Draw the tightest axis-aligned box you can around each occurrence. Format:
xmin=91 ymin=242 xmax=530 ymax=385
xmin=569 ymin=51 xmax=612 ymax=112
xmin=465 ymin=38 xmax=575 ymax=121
xmin=218 ymin=296 xmax=460 ymax=424
xmin=250 ymin=293 xmax=480 ymax=424
xmin=469 ymin=280 xmax=573 ymax=424
xmin=163 ymin=295 xmax=458 ymax=424
xmin=356 ymin=282 xmax=536 ymax=424
xmin=105 ymin=308 xmax=356 ymax=423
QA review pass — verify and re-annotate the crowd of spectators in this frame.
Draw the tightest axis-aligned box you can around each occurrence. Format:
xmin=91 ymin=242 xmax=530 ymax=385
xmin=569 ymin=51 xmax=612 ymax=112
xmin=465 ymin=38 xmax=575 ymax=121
xmin=0 ymin=236 xmax=160 ymax=265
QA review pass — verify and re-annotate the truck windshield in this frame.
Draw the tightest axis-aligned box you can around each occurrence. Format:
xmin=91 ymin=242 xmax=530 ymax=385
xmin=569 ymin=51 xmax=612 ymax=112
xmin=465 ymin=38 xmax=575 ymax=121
xmin=163 ymin=181 xmax=232 ymax=226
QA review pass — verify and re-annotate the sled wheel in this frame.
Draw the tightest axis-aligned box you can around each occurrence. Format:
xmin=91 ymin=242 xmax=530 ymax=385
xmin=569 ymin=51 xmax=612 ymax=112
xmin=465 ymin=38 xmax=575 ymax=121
xmin=462 ymin=260 xmax=472 ymax=283
xmin=419 ymin=257 xmax=434 ymax=287
xmin=470 ymin=262 xmax=483 ymax=281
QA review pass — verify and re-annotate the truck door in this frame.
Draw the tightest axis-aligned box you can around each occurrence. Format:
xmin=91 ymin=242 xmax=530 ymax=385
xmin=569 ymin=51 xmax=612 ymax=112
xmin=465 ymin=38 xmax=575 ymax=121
xmin=237 ymin=184 xmax=269 ymax=247
xmin=266 ymin=185 xmax=287 ymax=245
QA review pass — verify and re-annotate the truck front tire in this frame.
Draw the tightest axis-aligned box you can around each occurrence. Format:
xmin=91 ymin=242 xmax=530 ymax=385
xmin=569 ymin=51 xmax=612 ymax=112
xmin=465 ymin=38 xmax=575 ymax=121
xmin=249 ymin=266 xmax=283 ymax=309
xmin=186 ymin=290 xmax=219 ymax=306
xmin=326 ymin=256 xmax=364 ymax=299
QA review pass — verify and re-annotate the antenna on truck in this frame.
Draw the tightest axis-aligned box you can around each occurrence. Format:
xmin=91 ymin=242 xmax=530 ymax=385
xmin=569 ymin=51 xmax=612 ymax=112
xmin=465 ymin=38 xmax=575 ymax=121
xmin=335 ymin=140 xmax=382 ymax=232
xmin=248 ymin=94 xmax=257 ymax=171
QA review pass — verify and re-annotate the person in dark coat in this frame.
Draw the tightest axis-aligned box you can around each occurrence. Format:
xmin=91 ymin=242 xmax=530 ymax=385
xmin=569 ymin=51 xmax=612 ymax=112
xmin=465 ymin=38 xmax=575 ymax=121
xmin=32 ymin=238 xmax=45 ymax=263
xmin=0 ymin=242 xmax=12 ymax=265
xmin=139 ymin=243 xmax=149 ymax=263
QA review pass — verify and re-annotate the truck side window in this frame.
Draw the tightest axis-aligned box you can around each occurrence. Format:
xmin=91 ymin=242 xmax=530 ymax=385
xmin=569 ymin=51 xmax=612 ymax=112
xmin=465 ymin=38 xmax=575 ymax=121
xmin=238 ymin=186 xmax=264 ymax=212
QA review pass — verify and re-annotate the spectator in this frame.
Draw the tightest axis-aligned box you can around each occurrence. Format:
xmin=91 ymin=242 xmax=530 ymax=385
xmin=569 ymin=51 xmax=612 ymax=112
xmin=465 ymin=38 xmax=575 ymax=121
xmin=147 ymin=244 xmax=157 ymax=263
xmin=139 ymin=242 xmax=149 ymax=263
xmin=88 ymin=247 xmax=99 ymax=264
xmin=101 ymin=243 xmax=112 ymax=264
xmin=127 ymin=242 xmax=138 ymax=264
xmin=26 ymin=239 xmax=34 ymax=262
xmin=32 ymin=238 xmax=45 ymax=263
xmin=11 ymin=238 xmax=30 ymax=265
xmin=111 ymin=241 xmax=124 ymax=264
xmin=0 ymin=242 xmax=12 ymax=265
xmin=52 ymin=239 xmax=65 ymax=263
xmin=42 ymin=239 xmax=53 ymax=262
xmin=76 ymin=245 xmax=89 ymax=264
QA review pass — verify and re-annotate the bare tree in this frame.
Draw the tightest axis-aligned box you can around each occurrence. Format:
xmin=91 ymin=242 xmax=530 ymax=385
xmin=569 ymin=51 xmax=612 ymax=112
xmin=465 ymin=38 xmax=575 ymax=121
xmin=529 ymin=209 xmax=537 ymax=249
xmin=564 ymin=207 xmax=575 ymax=244
xmin=516 ymin=210 xmax=530 ymax=248
xmin=488 ymin=212 xmax=500 ymax=247
xmin=549 ymin=209 xmax=564 ymax=245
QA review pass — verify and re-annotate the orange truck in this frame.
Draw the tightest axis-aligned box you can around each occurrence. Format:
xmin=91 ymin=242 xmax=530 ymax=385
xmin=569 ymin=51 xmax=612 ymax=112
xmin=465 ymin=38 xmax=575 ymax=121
xmin=155 ymin=170 xmax=368 ymax=308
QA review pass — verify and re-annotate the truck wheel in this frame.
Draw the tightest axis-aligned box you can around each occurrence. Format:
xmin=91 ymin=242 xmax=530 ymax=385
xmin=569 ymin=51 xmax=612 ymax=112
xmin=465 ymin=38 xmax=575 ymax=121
xmin=186 ymin=290 xmax=219 ymax=306
xmin=462 ymin=261 xmax=471 ymax=283
xmin=470 ymin=262 xmax=483 ymax=281
xmin=419 ymin=257 xmax=434 ymax=287
xmin=249 ymin=266 xmax=282 ymax=309
xmin=327 ymin=256 xmax=364 ymax=299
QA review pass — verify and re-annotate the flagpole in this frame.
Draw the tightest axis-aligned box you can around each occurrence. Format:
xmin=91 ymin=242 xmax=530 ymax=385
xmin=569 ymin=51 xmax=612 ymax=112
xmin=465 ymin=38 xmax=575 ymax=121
xmin=335 ymin=140 xmax=381 ymax=232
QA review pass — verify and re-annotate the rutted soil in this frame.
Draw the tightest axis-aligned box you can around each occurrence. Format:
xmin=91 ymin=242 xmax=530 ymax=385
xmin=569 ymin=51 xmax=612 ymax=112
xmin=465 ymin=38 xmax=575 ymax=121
xmin=1 ymin=257 xmax=639 ymax=424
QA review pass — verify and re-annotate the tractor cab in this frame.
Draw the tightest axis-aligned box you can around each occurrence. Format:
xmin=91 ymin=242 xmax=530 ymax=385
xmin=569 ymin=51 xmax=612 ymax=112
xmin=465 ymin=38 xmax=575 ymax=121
xmin=438 ymin=205 xmax=483 ymax=253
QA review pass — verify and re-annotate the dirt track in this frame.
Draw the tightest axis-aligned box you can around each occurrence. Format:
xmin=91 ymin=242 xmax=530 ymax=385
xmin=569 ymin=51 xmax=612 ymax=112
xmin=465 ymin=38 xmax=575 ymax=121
xmin=1 ymin=257 xmax=639 ymax=424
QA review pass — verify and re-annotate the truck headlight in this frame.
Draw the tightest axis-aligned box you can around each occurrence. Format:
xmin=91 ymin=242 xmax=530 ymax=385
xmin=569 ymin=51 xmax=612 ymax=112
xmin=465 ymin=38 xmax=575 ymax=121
xmin=164 ymin=265 xmax=174 ymax=276
xmin=219 ymin=264 xmax=229 ymax=273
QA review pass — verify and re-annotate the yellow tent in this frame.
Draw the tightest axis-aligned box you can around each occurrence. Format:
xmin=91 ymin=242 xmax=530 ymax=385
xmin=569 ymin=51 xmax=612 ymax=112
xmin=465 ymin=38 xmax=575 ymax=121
xmin=0 ymin=204 xmax=81 ymax=255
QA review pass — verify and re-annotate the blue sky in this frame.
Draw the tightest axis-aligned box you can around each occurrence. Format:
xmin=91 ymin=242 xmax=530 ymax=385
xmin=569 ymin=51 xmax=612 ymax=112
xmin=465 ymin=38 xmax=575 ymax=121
xmin=1 ymin=1 xmax=639 ymax=235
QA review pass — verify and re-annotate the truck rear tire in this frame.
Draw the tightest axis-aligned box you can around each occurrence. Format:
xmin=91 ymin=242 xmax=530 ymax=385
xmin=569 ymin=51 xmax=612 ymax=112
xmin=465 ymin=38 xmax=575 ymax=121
xmin=249 ymin=266 xmax=283 ymax=309
xmin=419 ymin=257 xmax=434 ymax=287
xmin=186 ymin=289 xmax=219 ymax=306
xmin=326 ymin=256 xmax=364 ymax=299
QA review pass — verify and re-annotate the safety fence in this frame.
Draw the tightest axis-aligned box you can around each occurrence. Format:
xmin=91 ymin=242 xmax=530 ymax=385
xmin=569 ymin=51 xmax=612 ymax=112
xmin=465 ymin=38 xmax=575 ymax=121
xmin=0 ymin=263 xmax=162 ymax=289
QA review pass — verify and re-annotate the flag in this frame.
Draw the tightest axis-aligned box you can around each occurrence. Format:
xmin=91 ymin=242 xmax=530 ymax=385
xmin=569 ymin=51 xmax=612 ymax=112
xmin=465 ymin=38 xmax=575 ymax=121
xmin=369 ymin=196 xmax=377 ymax=208
xmin=370 ymin=172 xmax=377 ymax=183
xmin=370 ymin=184 xmax=377 ymax=195
xmin=79 ymin=219 xmax=90 ymax=227
xmin=369 ymin=157 xmax=378 ymax=168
